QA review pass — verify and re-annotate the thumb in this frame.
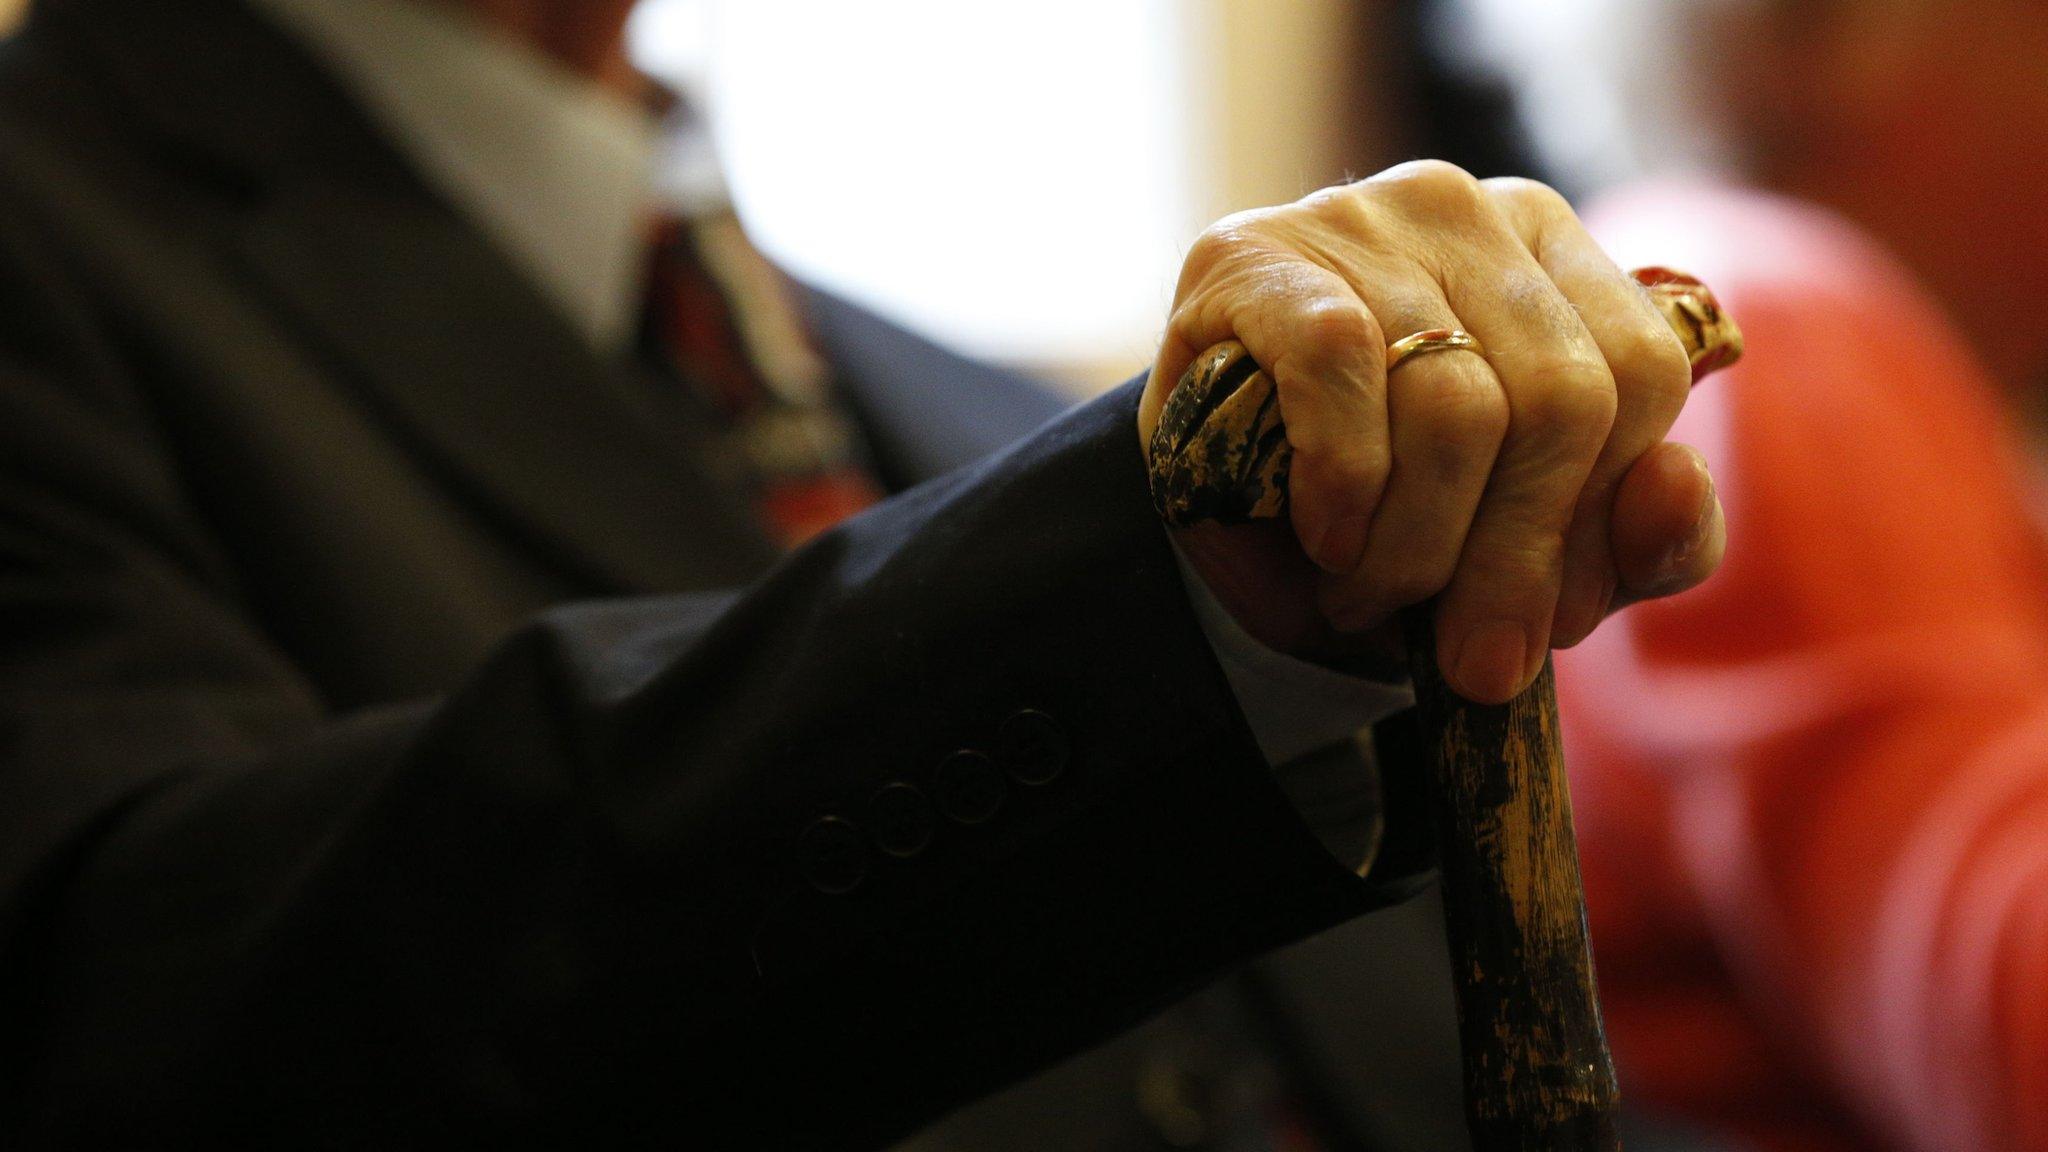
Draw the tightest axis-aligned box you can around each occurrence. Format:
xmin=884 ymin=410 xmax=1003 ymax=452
xmin=1610 ymin=441 xmax=1725 ymax=608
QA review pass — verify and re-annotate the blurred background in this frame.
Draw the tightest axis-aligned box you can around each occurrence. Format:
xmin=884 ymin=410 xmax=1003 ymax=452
xmin=618 ymin=0 xmax=1537 ymax=392
xmin=0 ymin=0 xmax=1541 ymax=391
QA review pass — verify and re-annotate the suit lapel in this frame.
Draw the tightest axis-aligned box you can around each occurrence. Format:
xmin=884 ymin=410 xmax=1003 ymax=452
xmin=51 ymin=0 xmax=781 ymax=594
xmin=229 ymin=180 xmax=780 ymax=594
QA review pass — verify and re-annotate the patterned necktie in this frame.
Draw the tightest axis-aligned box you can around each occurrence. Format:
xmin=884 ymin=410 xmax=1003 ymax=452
xmin=641 ymin=209 xmax=884 ymax=549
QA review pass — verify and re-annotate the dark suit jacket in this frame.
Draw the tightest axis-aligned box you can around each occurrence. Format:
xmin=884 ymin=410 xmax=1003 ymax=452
xmin=0 ymin=0 xmax=1432 ymax=1145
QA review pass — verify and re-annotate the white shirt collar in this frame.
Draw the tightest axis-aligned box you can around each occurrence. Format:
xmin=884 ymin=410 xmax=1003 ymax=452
xmin=252 ymin=0 xmax=662 ymax=353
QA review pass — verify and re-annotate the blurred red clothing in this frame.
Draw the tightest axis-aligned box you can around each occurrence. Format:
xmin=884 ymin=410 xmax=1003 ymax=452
xmin=1556 ymin=185 xmax=2048 ymax=1152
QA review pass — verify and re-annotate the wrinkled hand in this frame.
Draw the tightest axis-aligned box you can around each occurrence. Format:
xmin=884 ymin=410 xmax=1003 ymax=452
xmin=1141 ymin=162 xmax=1725 ymax=704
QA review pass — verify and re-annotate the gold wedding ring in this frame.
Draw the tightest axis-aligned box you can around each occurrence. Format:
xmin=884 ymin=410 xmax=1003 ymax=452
xmin=1386 ymin=327 xmax=1484 ymax=372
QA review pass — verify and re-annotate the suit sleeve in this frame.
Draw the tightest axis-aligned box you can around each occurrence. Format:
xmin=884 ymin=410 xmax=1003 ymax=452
xmin=1556 ymin=200 xmax=2048 ymax=1152
xmin=0 ymin=223 xmax=1414 ymax=1150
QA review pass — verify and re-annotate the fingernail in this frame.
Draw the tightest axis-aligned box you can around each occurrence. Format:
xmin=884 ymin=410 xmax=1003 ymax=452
xmin=1308 ymin=515 xmax=1371 ymax=574
xmin=1451 ymin=619 xmax=1530 ymax=703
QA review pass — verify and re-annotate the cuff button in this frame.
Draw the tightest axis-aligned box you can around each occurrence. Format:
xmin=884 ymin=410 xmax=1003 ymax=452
xmin=935 ymin=750 xmax=1005 ymax=824
xmin=869 ymin=782 xmax=937 ymax=858
xmin=997 ymin=709 xmax=1069 ymax=785
xmin=797 ymin=816 xmax=869 ymax=895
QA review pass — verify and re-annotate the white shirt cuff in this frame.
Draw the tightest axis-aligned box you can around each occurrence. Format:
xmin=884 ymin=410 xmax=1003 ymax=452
xmin=1170 ymin=540 xmax=1414 ymax=872
xmin=1169 ymin=542 xmax=1414 ymax=767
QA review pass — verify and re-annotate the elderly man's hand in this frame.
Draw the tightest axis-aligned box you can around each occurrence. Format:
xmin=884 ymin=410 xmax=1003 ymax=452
xmin=1142 ymin=162 xmax=1725 ymax=704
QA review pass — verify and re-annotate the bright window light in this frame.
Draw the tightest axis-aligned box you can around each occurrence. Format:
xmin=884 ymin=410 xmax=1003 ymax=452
xmin=632 ymin=0 xmax=1195 ymax=379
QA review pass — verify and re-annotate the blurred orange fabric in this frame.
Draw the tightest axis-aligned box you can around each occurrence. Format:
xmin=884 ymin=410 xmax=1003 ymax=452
xmin=1557 ymin=185 xmax=2048 ymax=1152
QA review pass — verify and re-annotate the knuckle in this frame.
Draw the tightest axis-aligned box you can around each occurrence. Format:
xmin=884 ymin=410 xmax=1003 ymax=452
xmin=1314 ymin=444 xmax=1392 ymax=500
xmin=1370 ymin=159 xmax=1484 ymax=218
xmin=1164 ymin=294 xmax=1222 ymax=350
xmin=1183 ymin=220 xmax=1252 ymax=277
xmin=1184 ymin=209 xmax=1286 ymax=272
xmin=1297 ymin=181 xmax=1376 ymax=230
xmin=1290 ymin=298 xmax=1381 ymax=359
xmin=1297 ymin=181 xmax=1357 ymax=213
xmin=1482 ymin=175 xmax=1574 ymax=220
xmin=1609 ymin=320 xmax=1693 ymax=408
xmin=1515 ymin=361 xmax=1618 ymax=440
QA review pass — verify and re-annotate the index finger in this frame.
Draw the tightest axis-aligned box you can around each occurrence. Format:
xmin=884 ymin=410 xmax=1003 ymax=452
xmin=1150 ymin=242 xmax=1394 ymax=573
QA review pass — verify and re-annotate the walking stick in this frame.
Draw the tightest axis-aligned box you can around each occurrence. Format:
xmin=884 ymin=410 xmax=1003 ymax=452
xmin=1146 ymin=268 xmax=1740 ymax=1152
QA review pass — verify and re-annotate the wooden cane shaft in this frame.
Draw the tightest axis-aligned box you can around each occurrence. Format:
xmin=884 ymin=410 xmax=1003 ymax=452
xmin=1148 ymin=342 xmax=1622 ymax=1152
xmin=1403 ymin=622 xmax=1619 ymax=1151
